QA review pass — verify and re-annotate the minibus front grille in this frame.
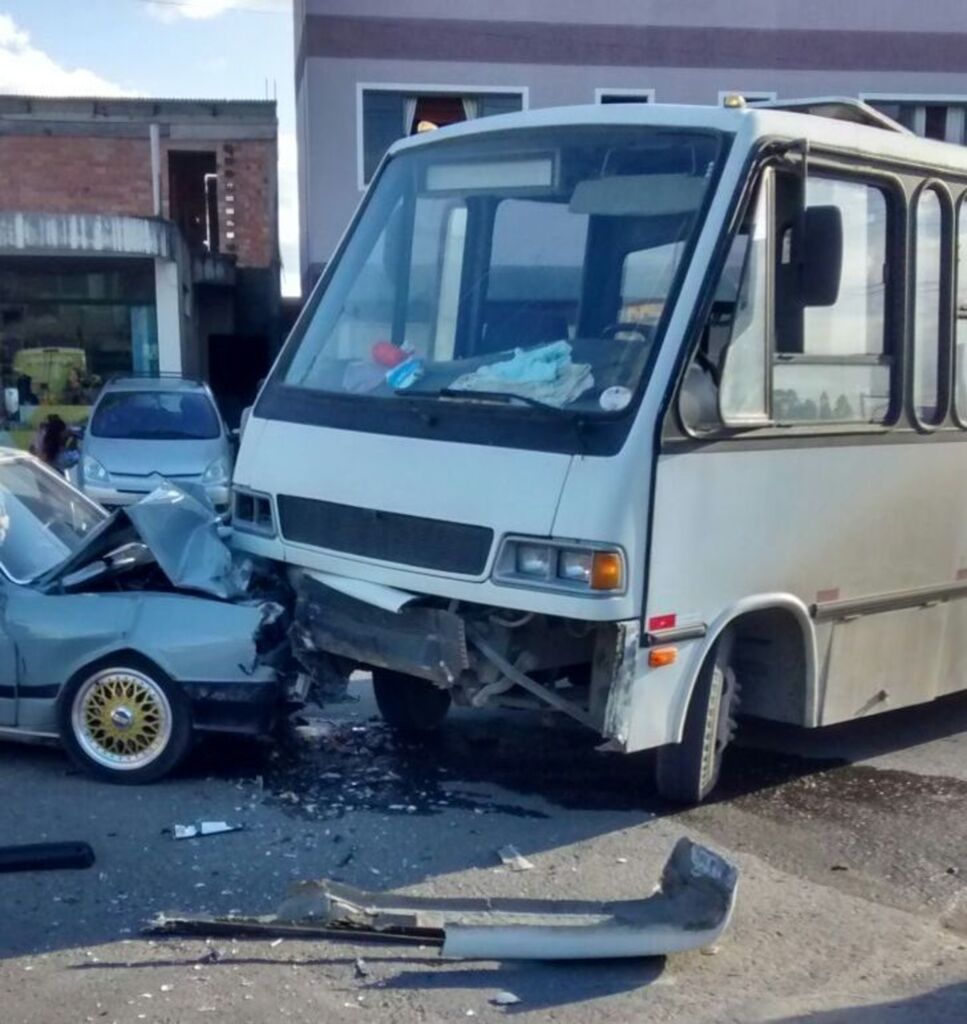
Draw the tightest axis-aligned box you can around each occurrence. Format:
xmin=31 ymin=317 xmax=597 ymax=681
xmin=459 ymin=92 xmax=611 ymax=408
xmin=277 ymin=495 xmax=493 ymax=576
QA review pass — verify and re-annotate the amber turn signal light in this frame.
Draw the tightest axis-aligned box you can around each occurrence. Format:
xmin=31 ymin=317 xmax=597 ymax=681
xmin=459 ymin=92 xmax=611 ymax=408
xmin=590 ymin=551 xmax=624 ymax=591
xmin=648 ymin=646 xmax=678 ymax=669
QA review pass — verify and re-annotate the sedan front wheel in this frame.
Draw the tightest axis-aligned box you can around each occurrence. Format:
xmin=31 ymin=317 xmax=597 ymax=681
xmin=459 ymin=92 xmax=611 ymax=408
xmin=59 ymin=662 xmax=192 ymax=783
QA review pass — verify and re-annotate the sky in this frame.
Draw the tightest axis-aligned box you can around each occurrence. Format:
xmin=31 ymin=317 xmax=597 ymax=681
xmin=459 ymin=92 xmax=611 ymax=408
xmin=0 ymin=0 xmax=299 ymax=294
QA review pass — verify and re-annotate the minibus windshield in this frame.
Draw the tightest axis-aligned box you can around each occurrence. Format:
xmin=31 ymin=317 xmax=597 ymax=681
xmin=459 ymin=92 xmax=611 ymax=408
xmin=279 ymin=126 xmax=724 ymax=420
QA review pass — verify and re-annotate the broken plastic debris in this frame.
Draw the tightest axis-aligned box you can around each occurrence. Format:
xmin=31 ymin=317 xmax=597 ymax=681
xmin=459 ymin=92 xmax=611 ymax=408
xmin=491 ymin=991 xmax=521 ymax=1006
xmin=172 ymin=822 xmax=241 ymax=840
xmin=148 ymin=837 xmax=738 ymax=961
xmin=497 ymin=845 xmax=535 ymax=872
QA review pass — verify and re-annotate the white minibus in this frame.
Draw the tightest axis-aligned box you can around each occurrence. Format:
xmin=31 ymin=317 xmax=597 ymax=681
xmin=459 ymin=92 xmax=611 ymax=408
xmin=233 ymin=98 xmax=967 ymax=802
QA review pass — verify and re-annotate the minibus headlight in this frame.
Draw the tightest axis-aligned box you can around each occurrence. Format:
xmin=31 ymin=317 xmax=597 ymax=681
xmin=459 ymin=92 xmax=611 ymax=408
xmin=558 ymin=549 xmax=592 ymax=583
xmin=516 ymin=543 xmax=553 ymax=577
xmin=495 ymin=539 xmax=625 ymax=594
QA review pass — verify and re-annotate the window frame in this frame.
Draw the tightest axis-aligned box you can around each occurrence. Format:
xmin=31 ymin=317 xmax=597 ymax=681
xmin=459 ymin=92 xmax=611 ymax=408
xmin=594 ymin=87 xmax=656 ymax=104
xmin=675 ymin=150 xmax=907 ymax=439
xmin=356 ymin=83 xmax=530 ymax=190
xmin=953 ymin=192 xmax=967 ymax=430
xmin=908 ymin=180 xmax=953 ymax=431
xmin=717 ymin=90 xmax=778 ymax=106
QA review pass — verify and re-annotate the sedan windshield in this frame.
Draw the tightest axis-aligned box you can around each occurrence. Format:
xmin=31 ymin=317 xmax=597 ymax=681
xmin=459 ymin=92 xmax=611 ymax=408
xmin=0 ymin=457 xmax=105 ymax=582
xmin=91 ymin=391 xmax=221 ymax=440
xmin=280 ymin=125 xmax=724 ymax=416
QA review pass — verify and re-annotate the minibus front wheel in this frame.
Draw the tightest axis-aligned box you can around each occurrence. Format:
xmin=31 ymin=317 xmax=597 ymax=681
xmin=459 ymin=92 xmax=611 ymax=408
xmin=372 ymin=668 xmax=452 ymax=737
xmin=655 ymin=639 xmax=738 ymax=804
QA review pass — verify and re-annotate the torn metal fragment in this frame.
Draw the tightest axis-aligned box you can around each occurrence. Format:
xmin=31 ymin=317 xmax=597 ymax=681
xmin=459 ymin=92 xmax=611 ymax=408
xmin=172 ymin=822 xmax=242 ymax=840
xmin=148 ymin=838 xmax=737 ymax=960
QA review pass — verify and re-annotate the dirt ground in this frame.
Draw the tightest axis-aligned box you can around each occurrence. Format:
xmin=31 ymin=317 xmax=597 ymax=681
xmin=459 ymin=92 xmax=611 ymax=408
xmin=1 ymin=680 xmax=965 ymax=1023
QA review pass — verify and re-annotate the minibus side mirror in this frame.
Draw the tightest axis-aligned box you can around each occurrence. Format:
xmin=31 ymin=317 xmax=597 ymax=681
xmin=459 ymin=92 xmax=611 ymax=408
xmin=801 ymin=205 xmax=843 ymax=307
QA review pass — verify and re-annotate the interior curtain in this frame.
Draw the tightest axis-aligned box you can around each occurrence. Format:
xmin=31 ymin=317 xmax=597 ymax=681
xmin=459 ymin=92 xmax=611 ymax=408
xmin=403 ymin=96 xmax=418 ymax=135
xmin=461 ymin=96 xmax=479 ymax=120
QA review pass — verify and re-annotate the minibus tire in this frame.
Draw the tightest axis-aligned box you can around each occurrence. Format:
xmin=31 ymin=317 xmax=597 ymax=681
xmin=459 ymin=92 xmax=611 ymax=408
xmin=655 ymin=646 xmax=737 ymax=805
xmin=372 ymin=669 xmax=452 ymax=736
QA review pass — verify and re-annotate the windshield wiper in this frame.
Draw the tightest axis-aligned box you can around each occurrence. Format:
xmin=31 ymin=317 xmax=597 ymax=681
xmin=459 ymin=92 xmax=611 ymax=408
xmin=395 ymin=386 xmax=572 ymax=416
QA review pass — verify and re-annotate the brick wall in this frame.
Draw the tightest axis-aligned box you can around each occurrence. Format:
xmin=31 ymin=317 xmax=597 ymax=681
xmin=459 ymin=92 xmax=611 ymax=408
xmin=0 ymin=135 xmax=153 ymax=217
xmin=216 ymin=139 xmax=277 ymax=268
xmin=0 ymin=130 xmax=278 ymax=270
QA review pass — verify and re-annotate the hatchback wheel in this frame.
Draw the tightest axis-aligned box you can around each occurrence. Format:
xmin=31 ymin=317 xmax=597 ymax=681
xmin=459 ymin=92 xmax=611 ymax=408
xmin=59 ymin=662 xmax=192 ymax=783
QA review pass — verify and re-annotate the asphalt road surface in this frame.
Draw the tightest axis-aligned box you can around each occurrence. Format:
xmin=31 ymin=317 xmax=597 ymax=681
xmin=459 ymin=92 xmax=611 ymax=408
xmin=1 ymin=680 xmax=965 ymax=1023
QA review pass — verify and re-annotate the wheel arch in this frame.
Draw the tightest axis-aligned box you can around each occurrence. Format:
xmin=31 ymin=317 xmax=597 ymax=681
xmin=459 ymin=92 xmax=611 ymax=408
xmin=58 ymin=648 xmax=177 ymax=711
xmin=671 ymin=593 xmax=819 ymax=742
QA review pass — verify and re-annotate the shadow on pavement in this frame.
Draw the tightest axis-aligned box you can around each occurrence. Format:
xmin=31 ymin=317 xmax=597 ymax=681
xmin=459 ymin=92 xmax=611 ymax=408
xmin=765 ymin=980 xmax=967 ymax=1023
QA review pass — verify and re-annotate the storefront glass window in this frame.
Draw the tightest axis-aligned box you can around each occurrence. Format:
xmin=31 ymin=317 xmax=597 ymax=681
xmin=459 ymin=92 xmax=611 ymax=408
xmin=0 ymin=258 xmax=157 ymax=448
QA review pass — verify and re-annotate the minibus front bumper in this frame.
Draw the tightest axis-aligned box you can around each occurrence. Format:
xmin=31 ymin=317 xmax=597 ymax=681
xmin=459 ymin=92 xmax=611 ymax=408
xmin=291 ymin=575 xmax=469 ymax=687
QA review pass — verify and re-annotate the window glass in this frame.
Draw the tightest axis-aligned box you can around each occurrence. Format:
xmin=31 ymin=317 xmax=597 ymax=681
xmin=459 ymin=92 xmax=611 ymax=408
xmin=913 ymin=189 xmax=943 ymax=423
xmin=361 ymin=90 xmax=524 ymax=185
xmin=600 ymin=93 xmax=651 ymax=104
xmin=957 ymin=203 xmax=967 ymax=419
xmin=0 ymin=257 xmax=158 ymax=450
xmin=681 ymin=179 xmax=768 ymax=431
xmin=91 ymin=391 xmax=221 ymax=440
xmin=775 ymin=178 xmax=891 ymax=423
xmin=0 ymin=456 xmax=104 ymax=582
xmin=485 ymin=199 xmax=588 ymax=350
xmin=282 ymin=126 xmax=723 ymax=415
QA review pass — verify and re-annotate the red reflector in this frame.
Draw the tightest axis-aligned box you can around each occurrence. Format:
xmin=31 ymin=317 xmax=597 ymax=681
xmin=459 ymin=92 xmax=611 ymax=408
xmin=648 ymin=613 xmax=677 ymax=632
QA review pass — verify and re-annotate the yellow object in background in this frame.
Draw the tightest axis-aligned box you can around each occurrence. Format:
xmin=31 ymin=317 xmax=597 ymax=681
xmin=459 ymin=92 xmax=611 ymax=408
xmin=13 ymin=347 xmax=87 ymax=405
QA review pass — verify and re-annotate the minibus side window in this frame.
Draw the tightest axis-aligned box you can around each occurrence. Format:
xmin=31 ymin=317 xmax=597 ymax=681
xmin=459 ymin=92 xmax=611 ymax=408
xmin=679 ymin=176 xmax=769 ymax=432
xmin=912 ymin=188 xmax=943 ymax=425
xmin=774 ymin=177 xmax=891 ymax=424
xmin=957 ymin=201 xmax=967 ymax=422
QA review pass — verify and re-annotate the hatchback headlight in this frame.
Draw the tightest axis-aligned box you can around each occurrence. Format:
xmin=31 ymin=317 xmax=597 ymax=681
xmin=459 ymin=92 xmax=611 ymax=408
xmin=494 ymin=538 xmax=625 ymax=593
xmin=202 ymin=455 xmax=231 ymax=485
xmin=82 ymin=454 xmax=110 ymax=485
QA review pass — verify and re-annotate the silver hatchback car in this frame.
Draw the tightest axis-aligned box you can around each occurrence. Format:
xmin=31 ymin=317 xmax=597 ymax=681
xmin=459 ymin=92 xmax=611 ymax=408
xmin=80 ymin=377 xmax=233 ymax=512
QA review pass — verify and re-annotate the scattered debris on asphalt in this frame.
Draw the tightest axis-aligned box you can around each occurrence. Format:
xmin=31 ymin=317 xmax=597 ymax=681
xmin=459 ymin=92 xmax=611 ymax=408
xmin=172 ymin=822 xmax=242 ymax=840
xmin=497 ymin=844 xmax=535 ymax=871
xmin=491 ymin=991 xmax=521 ymax=1006
xmin=148 ymin=837 xmax=738 ymax=960
xmin=354 ymin=957 xmax=369 ymax=978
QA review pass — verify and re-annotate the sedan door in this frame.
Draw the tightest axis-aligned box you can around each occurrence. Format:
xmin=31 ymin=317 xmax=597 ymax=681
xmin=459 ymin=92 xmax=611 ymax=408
xmin=0 ymin=578 xmax=19 ymax=725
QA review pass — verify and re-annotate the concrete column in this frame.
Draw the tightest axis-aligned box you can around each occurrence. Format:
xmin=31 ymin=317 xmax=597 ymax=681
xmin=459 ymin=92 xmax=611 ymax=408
xmin=150 ymin=123 xmax=162 ymax=217
xmin=154 ymin=257 xmax=182 ymax=373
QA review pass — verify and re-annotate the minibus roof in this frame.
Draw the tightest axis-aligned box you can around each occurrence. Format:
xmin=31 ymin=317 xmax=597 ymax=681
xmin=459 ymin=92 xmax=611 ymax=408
xmin=389 ymin=98 xmax=967 ymax=176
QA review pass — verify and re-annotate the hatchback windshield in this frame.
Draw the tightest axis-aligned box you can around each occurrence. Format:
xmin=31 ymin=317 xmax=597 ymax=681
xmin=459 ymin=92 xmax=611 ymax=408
xmin=0 ymin=457 xmax=105 ymax=581
xmin=91 ymin=390 xmax=221 ymax=440
xmin=279 ymin=126 xmax=723 ymax=415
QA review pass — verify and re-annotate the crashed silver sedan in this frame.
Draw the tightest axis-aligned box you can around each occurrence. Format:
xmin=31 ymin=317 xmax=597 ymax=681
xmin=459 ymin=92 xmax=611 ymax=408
xmin=0 ymin=449 xmax=286 ymax=783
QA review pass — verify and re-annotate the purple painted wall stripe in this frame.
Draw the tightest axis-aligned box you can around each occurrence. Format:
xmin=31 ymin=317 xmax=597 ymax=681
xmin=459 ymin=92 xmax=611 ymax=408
xmin=298 ymin=14 xmax=967 ymax=82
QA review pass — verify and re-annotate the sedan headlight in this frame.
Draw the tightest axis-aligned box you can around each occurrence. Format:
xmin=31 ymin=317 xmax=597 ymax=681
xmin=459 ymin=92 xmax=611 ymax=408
xmin=495 ymin=538 xmax=625 ymax=593
xmin=202 ymin=455 xmax=231 ymax=485
xmin=82 ymin=454 xmax=110 ymax=485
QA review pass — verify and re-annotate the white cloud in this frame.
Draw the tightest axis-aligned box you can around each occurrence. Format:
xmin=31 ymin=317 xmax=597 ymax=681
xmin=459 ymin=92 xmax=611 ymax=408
xmin=0 ymin=14 xmax=131 ymax=96
xmin=146 ymin=0 xmax=287 ymax=22
xmin=277 ymin=130 xmax=301 ymax=296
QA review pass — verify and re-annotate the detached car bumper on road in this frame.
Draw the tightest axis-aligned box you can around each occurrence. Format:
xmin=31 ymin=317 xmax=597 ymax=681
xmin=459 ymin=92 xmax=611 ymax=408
xmin=0 ymin=452 xmax=288 ymax=783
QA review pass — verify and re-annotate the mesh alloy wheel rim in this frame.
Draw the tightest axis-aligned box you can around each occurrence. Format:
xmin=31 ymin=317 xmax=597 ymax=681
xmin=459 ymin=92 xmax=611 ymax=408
xmin=71 ymin=668 xmax=172 ymax=771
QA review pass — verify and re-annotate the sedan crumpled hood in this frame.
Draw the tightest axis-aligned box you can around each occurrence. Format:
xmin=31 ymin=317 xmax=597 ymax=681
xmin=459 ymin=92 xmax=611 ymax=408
xmin=39 ymin=481 xmax=242 ymax=599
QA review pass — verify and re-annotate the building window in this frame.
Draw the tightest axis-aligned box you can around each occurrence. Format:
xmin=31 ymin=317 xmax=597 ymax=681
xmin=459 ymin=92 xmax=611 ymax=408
xmin=0 ymin=257 xmax=157 ymax=445
xmin=594 ymin=88 xmax=655 ymax=104
xmin=863 ymin=96 xmax=967 ymax=143
xmin=718 ymin=91 xmax=777 ymax=106
xmin=359 ymin=87 xmax=525 ymax=187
